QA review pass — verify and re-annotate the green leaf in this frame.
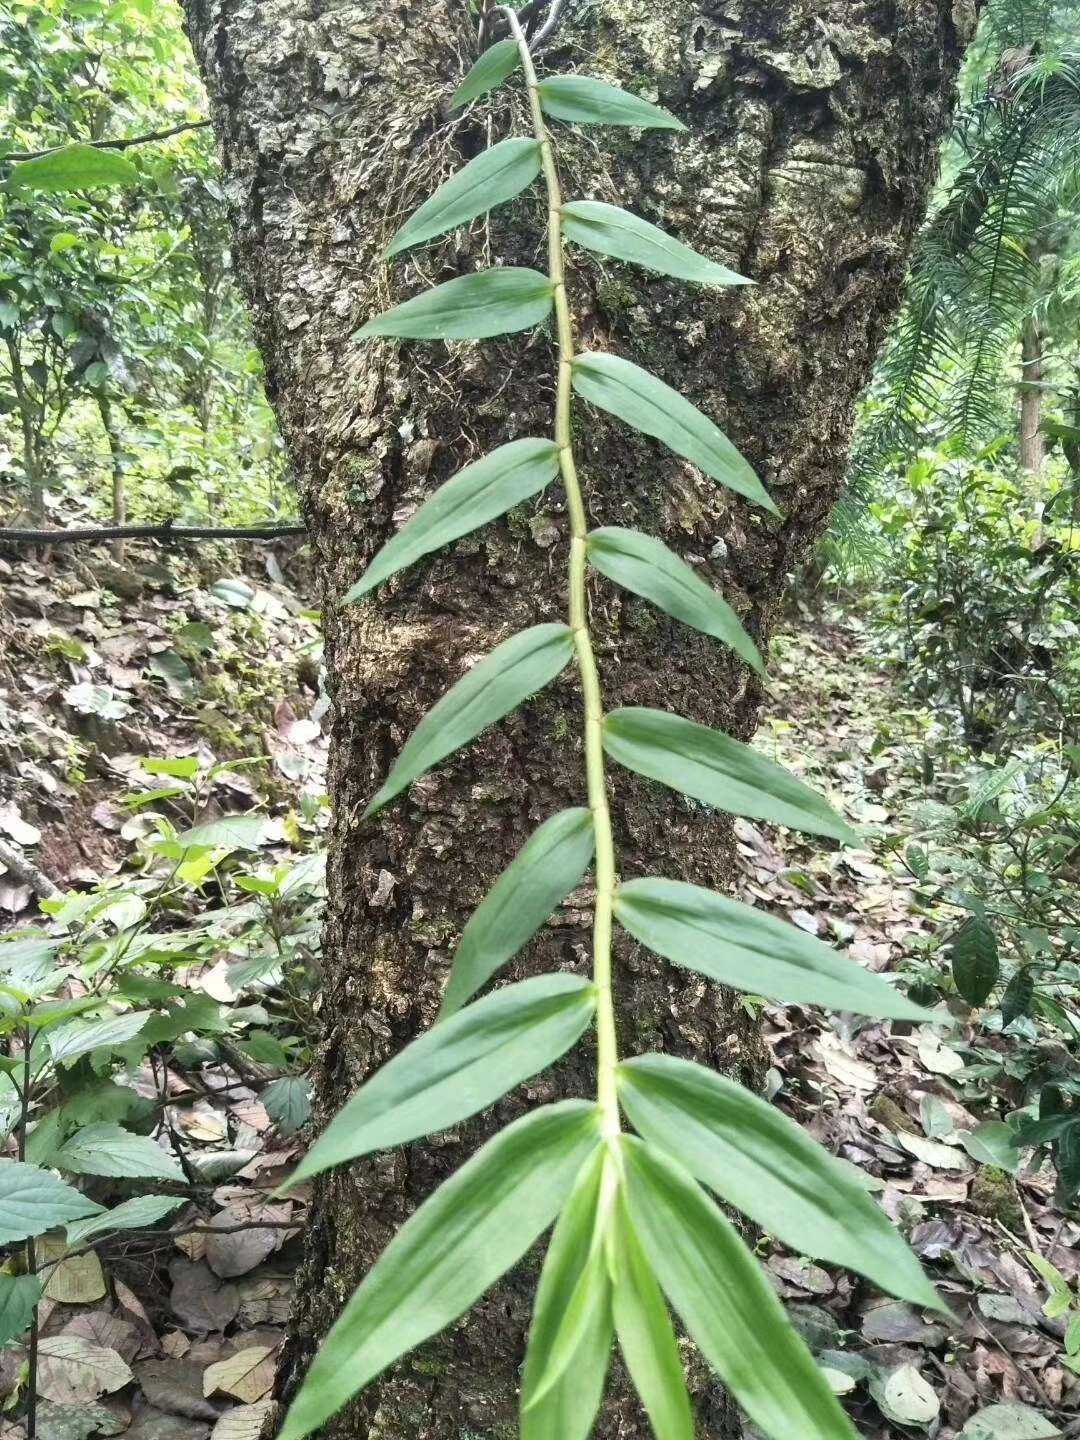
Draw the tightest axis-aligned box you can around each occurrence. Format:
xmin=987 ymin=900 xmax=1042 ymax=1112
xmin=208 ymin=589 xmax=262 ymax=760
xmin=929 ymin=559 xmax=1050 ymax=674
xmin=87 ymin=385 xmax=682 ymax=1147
xmin=284 ymin=975 xmax=597 ymax=1185
xmin=343 ymin=438 xmax=560 ymax=603
xmin=1001 ymin=968 xmax=1034 ymax=1025
xmin=0 ymin=1160 xmax=102 ymax=1243
xmin=262 ymin=1076 xmax=312 ymax=1135
xmin=442 ymin=808 xmax=595 ymax=1016
xmin=614 ymin=878 xmax=934 ymax=1021
xmin=451 ymin=38 xmax=521 ymax=108
xmin=278 ymin=1101 xmax=602 ymax=1440
xmin=386 ymin=139 xmax=542 ymax=258
xmin=611 ymin=1186 xmax=694 ymax=1440
xmin=622 ymin=1137 xmax=859 ymax=1440
xmin=961 ymin=1120 xmax=1021 ymax=1173
xmin=537 ymin=76 xmax=686 ymax=131
xmin=358 ymin=268 xmax=553 ymax=341
xmin=587 ymin=528 xmax=763 ymax=675
xmin=66 ymin=1194 xmax=186 ymax=1245
xmin=8 ymin=144 xmax=139 ymax=192
xmin=950 ymin=918 xmax=1000 ymax=1006
xmin=603 ymin=708 xmax=856 ymax=843
xmin=365 ymin=624 xmax=574 ymax=817
xmin=0 ymin=1273 xmax=41 ymax=1346
xmin=572 ymin=353 xmax=777 ymax=514
xmin=617 ymin=1053 xmax=942 ymax=1311
xmin=173 ymin=814 xmax=270 ymax=852
xmin=563 ymin=202 xmax=748 ymax=286
xmin=521 ymin=1147 xmax=613 ymax=1440
xmin=53 ymin=1124 xmax=183 ymax=1180
xmin=48 ymin=1011 xmax=150 ymax=1066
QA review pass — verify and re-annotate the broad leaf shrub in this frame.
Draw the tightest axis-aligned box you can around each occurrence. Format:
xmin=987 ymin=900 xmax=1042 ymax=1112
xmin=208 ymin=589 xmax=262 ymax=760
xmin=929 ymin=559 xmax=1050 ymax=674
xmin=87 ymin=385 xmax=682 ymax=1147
xmin=870 ymin=449 xmax=1080 ymax=1206
xmin=278 ymin=15 xmax=948 ymax=1440
xmin=0 ymin=756 xmax=322 ymax=1393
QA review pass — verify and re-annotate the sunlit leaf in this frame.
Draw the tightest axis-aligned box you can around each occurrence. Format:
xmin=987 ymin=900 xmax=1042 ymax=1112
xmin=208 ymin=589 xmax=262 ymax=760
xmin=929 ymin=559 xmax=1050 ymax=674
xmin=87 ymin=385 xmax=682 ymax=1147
xmin=603 ymin=708 xmax=856 ymax=843
xmin=9 ymin=144 xmax=138 ymax=192
xmin=278 ymin=1102 xmax=603 ymax=1440
xmin=451 ymin=38 xmax=521 ymax=108
xmin=365 ymin=624 xmax=574 ymax=817
xmin=618 ymin=1053 xmax=943 ymax=1309
xmin=48 ymin=1011 xmax=150 ymax=1066
xmin=284 ymin=975 xmax=597 ymax=1185
xmin=572 ymin=352 xmax=777 ymax=513
xmin=358 ymin=268 xmax=553 ymax=341
xmin=587 ymin=527 xmax=763 ymax=674
xmin=442 ymin=808 xmax=595 ymax=1016
xmin=623 ymin=1137 xmax=859 ymax=1440
xmin=344 ymin=438 xmax=560 ymax=602
xmin=537 ymin=76 xmax=686 ymax=131
xmin=387 ymin=139 xmax=543 ymax=257
xmin=563 ymin=202 xmax=749 ymax=285
xmin=614 ymin=877 xmax=936 ymax=1020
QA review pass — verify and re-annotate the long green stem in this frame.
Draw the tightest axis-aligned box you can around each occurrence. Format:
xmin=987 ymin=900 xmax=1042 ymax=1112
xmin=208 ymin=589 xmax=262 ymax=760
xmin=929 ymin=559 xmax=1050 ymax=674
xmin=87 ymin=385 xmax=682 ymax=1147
xmin=502 ymin=9 xmax=621 ymax=1138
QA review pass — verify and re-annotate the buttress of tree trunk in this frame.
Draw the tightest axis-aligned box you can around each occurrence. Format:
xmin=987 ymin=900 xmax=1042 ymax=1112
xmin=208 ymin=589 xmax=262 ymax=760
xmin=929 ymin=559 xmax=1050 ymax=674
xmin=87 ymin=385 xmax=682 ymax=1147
xmin=1019 ymin=313 xmax=1046 ymax=476
xmin=182 ymin=3 xmax=974 ymax=1436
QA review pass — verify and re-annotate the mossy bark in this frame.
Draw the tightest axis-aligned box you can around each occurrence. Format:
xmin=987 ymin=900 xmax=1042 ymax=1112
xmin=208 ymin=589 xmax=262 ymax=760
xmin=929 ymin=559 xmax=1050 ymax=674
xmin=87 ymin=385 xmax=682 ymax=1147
xmin=182 ymin=3 xmax=974 ymax=1435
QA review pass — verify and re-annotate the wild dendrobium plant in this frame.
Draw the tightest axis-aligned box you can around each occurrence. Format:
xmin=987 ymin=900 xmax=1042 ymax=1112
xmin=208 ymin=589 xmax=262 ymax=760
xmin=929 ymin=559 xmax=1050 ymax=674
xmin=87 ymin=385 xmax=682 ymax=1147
xmin=278 ymin=12 xmax=946 ymax=1440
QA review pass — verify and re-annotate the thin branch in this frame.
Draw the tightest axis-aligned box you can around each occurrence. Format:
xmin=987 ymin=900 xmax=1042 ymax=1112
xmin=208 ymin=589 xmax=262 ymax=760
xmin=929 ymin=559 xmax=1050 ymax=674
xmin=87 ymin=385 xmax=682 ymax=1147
xmin=0 ymin=840 xmax=59 ymax=900
xmin=7 ymin=120 xmax=212 ymax=163
xmin=0 ymin=522 xmax=306 ymax=546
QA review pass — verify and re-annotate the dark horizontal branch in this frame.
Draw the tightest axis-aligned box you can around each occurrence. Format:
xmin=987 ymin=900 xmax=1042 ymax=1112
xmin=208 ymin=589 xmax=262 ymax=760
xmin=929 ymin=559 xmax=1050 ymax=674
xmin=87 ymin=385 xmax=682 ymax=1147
xmin=8 ymin=120 xmax=212 ymax=162
xmin=0 ymin=522 xmax=306 ymax=545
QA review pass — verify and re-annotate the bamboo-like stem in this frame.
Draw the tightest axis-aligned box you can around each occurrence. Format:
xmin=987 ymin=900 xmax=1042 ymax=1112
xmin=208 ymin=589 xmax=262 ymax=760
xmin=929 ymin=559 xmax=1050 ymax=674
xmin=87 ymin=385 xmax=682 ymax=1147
xmin=500 ymin=9 xmax=621 ymax=1138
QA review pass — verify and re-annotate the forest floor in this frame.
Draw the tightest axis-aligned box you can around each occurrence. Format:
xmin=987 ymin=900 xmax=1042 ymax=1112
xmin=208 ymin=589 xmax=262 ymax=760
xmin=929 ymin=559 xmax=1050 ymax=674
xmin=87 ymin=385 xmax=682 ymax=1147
xmin=0 ymin=541 xmax=1077 ymax=1440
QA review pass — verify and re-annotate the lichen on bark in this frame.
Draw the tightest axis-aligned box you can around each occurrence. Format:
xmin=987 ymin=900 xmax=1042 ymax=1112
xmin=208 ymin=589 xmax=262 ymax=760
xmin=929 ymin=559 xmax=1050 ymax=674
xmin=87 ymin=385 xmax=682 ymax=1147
xmin=182 ymin=2 xmax=974 ymax=1435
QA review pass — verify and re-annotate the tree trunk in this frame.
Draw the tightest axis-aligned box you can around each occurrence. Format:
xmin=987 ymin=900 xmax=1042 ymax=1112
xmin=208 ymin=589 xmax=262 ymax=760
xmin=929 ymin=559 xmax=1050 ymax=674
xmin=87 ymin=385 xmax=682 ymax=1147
xmin=1019 ymin=313 xmax=1045 ymax=475
xmin=182 ymin=3 xmax=974 ymax=1436
xmin=96 ymin=392 xmax=127 ymax=563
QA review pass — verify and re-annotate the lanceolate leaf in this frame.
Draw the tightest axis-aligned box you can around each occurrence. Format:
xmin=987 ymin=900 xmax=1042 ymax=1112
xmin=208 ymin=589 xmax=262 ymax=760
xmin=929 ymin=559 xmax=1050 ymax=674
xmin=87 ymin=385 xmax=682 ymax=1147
xmin=603 ymin=708 xmax=856 ymax=843
xmin=358 ymin=268 xmax=554 ymax=341
xmin=614 ymin=878 xmax=935 ymax=1021
xmin=611 ymin=1188 xmax=694 ymax=1440
xmin=9 ymin=144 xmax=138 ymax=192
xmin=572 ymin=353 xmax=777 ymax=514
xmin=278 ymin=1102 xmax=603 ymax=1440
xmin=344 ymin=439 xmax=561 ymax=603
xmin=587 ymin=528 xmax=763 ymax=674
xmin=537 ymin=76 xmax=686 ymax=131
xmin=0 ymin=1159 xmax=102 ymax=1244
xmin=442 ymin=808 xmax=596 ymax=1017
xmin=618 ymin=1054 xmax=943 ymax=1311
xmin=365 ymin=624 xmax=574 ymax=817
xmin=563 ymin=202 xmax=749 ymax=286
xmin=521 ymin=1148 xmax=613 ymax=1440
xmin=451 ymin=38 xmax=521 ymax=108
xmin=284 ymin=975 xmax=598 ymax=1185
xmin=623 ymin=1137 xmax=859 ymax=1440
xmin=386 ymin=139 xmax=543 ymax=258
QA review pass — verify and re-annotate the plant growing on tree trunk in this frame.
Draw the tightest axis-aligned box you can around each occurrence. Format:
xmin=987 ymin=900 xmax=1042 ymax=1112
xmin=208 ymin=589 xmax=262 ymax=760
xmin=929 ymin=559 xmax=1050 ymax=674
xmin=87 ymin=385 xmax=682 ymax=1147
xmin=278 ymin=15 xmax=947 ymax=1440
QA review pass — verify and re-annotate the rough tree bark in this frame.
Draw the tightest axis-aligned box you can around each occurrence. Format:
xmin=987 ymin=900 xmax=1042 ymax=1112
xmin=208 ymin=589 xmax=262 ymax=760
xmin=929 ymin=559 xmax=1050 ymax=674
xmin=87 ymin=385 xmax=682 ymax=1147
xmin=182 ymin=3 xmax=975 ymax=1436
